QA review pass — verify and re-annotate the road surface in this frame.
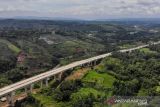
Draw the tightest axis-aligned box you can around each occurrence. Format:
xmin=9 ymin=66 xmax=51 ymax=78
xmin=0 ymin=41 xmax=160 ymax=98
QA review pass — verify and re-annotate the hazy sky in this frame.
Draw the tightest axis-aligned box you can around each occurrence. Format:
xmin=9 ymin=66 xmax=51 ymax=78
xmin=0 ymin=0 xmax=160 ymax=20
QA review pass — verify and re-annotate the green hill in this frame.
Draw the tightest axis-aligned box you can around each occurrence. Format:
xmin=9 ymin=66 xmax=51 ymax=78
xmin=0 ymin=20 xmax=160 ymax=106
xmin=0 ymin=39 xmax=21 ymax=54
xmin=21 ymin=44 xmax=160 ymax=107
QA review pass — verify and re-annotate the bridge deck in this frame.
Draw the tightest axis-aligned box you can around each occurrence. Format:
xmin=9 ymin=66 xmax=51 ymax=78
xmin=0 ymin=42 xmax=159 ymax=97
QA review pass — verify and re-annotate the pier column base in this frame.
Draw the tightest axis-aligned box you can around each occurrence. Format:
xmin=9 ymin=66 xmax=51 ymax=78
xmin=40 ymin=81 xmax=43 ymax=89
xmin=30 ymin=84 xmax=34 ymax=92
xmin=45 ymin=78 xmax=50 ymax=87
xmin=25 ymin=84 xmax=34 ymax=95
xmin=54 ymin=72 xmax=63 ymax=81
xmin=7 ymin=92 xmax=15 ymax=107
xmin=94 ymin=60 xmax=97 ymax=66
xmin=58 ymin=72 xmax=63 ymax=81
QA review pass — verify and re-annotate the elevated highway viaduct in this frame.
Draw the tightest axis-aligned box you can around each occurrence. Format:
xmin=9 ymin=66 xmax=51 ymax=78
xmin=0 ymin=41 xmax=160 ymax=106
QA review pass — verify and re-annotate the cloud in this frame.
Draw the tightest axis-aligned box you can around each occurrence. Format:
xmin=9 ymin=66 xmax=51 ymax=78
xmin=0 ymin=0 xmax=160 ymax=19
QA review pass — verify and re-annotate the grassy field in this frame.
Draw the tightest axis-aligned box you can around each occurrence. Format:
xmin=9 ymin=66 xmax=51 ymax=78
xmin=71 ymin=88 xmax=105 ymax=100
xmin=119 ymin=44 xmax=136 ymax=49
xmin=139 ymin=48 xmax=157 ymax=54
xmin=82 ymin=70 xmax=116 ymax=88
xmin=156 ymin=86 xmax=160 ymax=92
xmin=32 ymin=94 xmax=58 ymax=107
xmin=0 ymin=39 xmax=21 ymax=54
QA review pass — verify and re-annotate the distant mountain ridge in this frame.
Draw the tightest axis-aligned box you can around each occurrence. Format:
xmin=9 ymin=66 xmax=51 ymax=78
xmin=0 ymin=16 xmax=84 ymax=21
xmin=1 ymin=16 xmax=160 ymax=22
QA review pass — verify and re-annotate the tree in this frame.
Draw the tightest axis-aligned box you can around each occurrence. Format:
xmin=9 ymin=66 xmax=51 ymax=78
xmin=53 ymin=80 xmax=82 ymax=101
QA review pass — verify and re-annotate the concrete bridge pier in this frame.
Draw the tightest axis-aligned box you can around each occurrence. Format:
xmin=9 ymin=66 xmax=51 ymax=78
xmin=58 ymin=72 xmax=63 ymax=80
xmin=54 ymin=72 xmax=63 ymax=81
xmin=25 ymin=84 xmax=34 ymax=94
xmin=54 ymin=75 xmax=57 ymax=81
xmin=25 ymin=87 xmax=28 ymax=93
xmin=80 ymin=64 xmax=86 ymax=69
xmin=89 ymin=61 xmax=96 ymax=67
xmin=94 ymin=60 xmax=97 ymax=66
xmin=70 ymin=67 xmax=74 ymax=70
xmin=45 ymin=78 xmax=50 ymax=87
xmin=7 ymin=92 xmax=15 ymax=107
xmin=127 ymin=49 xmax=132 ymax=53
xmin=80 ymin=64 xmax=83 ymax=67
xmin=30 ymin=84 xmax=34 ymax=92
xmin=87 ymin=62 xmax=91 ymax=67
xmin=40 ymin=80 xmax=43 ymax=89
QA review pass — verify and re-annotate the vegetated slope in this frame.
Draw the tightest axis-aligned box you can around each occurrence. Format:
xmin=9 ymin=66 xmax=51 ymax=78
xmin=21 ymin=44 xmax=160 ymax=107
xmin=0 ymin=39 xmax=21 ymax=54
xmin=0 ymin=19 xmax=160 ymax=88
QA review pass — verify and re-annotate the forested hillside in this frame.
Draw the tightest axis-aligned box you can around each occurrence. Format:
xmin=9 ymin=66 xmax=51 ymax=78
xmin=0 ymin=20 xmax=160 ymax=107
xmin=19 ymin=44 xmax=160 ymax=107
